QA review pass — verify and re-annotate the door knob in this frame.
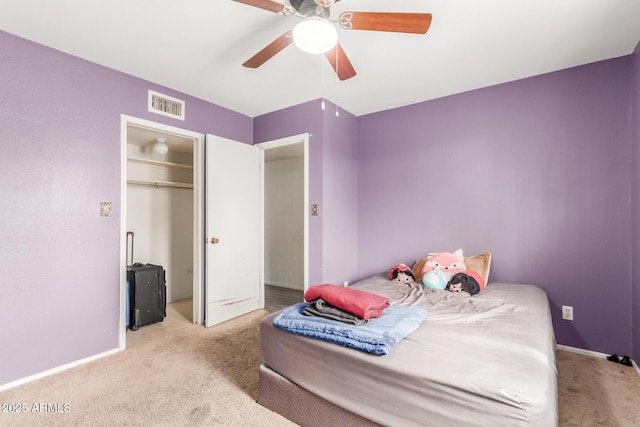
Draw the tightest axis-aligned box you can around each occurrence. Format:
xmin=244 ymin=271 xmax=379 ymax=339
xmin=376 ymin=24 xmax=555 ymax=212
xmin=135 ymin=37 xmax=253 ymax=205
xmin=209 ymin=237 xmax=219 ymax=244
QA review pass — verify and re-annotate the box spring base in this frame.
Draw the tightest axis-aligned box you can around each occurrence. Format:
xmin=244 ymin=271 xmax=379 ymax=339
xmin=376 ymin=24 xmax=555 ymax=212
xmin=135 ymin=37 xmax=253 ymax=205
xmin=257 ymin=363 xmax=381 ymax=427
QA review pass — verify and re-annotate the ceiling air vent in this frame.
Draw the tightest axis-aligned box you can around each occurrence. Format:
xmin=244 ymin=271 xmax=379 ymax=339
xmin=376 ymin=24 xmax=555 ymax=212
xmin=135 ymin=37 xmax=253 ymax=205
xmin=148 ymin=90 xmax=185 ymax=120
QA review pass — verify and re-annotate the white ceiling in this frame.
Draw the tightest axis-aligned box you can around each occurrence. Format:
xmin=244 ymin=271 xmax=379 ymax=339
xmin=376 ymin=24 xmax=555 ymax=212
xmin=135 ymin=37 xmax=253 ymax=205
xmin=1 ymin=0 xmax=640 ymax=118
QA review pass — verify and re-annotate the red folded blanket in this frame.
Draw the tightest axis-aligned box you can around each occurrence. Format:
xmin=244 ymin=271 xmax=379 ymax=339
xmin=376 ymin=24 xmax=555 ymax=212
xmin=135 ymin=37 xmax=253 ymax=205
xmin=304 ymin=284 xmax=390 ymax=320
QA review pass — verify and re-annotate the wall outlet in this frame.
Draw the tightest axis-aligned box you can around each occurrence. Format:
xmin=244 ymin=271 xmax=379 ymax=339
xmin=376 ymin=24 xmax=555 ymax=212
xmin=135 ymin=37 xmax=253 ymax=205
xmin=562 ymin=305 xmax=574 ymax=321
xmin=343 ymin=281 xmax=349 ymax=287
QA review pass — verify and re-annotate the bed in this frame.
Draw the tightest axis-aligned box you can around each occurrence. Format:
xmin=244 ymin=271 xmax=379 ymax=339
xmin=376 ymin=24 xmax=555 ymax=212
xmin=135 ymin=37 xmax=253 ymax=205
xmin=257 ymin=272 xmax=557 ymax=427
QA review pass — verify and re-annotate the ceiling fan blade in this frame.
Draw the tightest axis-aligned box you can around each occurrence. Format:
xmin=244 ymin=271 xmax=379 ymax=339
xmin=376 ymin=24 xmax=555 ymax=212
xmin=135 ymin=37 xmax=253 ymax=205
xmin=339 ymin=12 xmax=432 ymax=34
xmin=324 ymin=43 xmax=356 ymax=81
xmin=233 ymin=0 xmax=287 ymax=14
xmin=243 ymin=31 xmax=293 ymax=68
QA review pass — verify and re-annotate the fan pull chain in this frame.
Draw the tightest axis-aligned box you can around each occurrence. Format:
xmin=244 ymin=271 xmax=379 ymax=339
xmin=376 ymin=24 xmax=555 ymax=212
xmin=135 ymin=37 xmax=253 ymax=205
xmin=335 ymin=46 xmax=339 ymax=117
xmin=321 ymin=55 xmax=326 ymax=110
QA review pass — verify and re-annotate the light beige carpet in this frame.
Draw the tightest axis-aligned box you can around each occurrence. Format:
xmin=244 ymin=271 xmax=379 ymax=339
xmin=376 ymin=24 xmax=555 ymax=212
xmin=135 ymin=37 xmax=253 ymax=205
xmin=1 ymin=302 xmax=640 ymax=426
xmin=557 ymin=350 xmax=640 ymax=426
xmin=0 ymin=305 xmax=295 ymax=426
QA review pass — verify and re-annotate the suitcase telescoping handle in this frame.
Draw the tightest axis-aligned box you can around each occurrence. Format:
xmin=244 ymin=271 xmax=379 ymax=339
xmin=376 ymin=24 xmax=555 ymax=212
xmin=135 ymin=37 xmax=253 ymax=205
xmin=126 ymin=231 xmax=134 ymax=268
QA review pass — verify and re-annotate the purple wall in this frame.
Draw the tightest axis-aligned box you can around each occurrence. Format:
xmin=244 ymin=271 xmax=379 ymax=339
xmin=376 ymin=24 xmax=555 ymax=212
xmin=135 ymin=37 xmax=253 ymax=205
xmin=632 ymin=40 xmax=640 ymax=363
xmin=357 ymin=57 xmax=633 ymax=355
xmin=322 ymin=105 xmax=359 ymax=285
xmin=0 ymin=30 xmax=251 ymax=386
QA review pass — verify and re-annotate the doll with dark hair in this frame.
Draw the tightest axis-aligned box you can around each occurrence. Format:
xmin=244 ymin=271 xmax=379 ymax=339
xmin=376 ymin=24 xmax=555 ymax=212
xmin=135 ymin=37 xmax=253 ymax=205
xmin=389 ymin=264 xmax=415 ymax=284
xmin=446 ymin=272 xmax=482 ymax=296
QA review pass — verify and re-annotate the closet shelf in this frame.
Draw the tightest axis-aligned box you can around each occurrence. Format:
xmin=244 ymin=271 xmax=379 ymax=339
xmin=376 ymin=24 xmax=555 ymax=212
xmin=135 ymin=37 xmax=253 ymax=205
xmin=127 ymin=157 xmax=193 ymax=170
xmin=127 ymin=179 xmax=193 ymax=189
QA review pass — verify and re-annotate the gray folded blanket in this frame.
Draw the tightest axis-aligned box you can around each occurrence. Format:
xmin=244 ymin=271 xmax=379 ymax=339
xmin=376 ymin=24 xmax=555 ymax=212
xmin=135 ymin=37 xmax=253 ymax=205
xmin=302 ymin=298 xmax=368 ymax=326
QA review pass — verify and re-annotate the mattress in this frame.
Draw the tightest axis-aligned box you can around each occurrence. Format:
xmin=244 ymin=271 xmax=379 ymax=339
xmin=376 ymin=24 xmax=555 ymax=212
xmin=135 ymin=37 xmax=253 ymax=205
xmin=259 ymin=274 xmax=557 ymax=426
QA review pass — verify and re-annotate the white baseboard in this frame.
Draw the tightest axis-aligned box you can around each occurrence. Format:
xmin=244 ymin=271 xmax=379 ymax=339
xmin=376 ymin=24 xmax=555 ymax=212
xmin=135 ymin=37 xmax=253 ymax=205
xmin=557 ymin=344 xmax=640 ymax=377
xmin=556 ymin=344 xmax=608 ymax=359
xmin=0 ymin=348 xmax=121 ymax=392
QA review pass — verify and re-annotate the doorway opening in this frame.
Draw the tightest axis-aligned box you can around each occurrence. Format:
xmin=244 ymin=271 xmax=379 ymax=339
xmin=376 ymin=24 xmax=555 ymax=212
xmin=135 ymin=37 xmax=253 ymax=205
xmin=120 ymin=122 xmax=309 ymax=341
xmin=119 ymin=115 xmax=205 ymax=350
xmin=257 ymin=134 xmax=309 ymax=312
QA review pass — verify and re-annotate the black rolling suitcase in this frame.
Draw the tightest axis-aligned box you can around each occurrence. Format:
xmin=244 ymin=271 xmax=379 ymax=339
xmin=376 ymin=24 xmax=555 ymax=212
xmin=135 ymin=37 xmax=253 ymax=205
xmin=126 ymin=231 xmax=167 ymax=331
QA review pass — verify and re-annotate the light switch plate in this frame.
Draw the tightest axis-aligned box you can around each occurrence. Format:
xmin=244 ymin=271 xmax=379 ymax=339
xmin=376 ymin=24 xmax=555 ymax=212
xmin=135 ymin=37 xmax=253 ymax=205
xmin=100 ymin=202 xmax=112 ymax=217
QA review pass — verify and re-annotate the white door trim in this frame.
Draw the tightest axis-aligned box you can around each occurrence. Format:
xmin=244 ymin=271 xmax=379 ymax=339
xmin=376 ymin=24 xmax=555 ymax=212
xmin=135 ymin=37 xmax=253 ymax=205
xmin=256 ymin=133 xmax=310 ymax=292
xmin=119 ymin=115 xmax=205 ymax=351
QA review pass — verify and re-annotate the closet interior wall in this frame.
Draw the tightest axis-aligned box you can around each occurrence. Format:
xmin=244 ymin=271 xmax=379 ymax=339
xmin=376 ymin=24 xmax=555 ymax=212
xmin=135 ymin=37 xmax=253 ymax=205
xmin=126 ymin=138 xmax=194 ymax=303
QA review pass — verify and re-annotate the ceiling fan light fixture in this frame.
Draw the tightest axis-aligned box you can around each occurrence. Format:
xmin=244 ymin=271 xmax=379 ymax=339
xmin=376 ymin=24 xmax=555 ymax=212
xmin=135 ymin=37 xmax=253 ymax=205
xmin=292 ymin=18 xmax=337 ymax=54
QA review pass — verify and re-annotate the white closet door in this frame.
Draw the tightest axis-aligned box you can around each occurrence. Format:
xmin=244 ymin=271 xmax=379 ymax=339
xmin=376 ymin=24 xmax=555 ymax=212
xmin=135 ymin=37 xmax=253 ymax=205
xmin=205 ymin=134 xmax=261 ymax=327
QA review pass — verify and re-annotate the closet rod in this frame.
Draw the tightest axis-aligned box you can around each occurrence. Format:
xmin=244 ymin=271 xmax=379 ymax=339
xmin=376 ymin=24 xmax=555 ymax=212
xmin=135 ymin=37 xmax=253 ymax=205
xmin=127 ymin=179 xmax=193 ymax=189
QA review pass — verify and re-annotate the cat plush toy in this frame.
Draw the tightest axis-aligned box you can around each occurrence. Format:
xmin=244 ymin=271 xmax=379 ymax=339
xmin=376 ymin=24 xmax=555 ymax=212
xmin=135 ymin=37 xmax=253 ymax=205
xmin=421 ymin=249 xmax=467 ymax=290
xmin=389 ymin=263 xmax=415 ymax=284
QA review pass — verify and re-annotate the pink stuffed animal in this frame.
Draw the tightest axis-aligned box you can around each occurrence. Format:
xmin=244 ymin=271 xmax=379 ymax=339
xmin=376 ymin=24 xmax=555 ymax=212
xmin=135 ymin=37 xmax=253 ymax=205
xmin=421 ymin=249 xmax=467 ymax=282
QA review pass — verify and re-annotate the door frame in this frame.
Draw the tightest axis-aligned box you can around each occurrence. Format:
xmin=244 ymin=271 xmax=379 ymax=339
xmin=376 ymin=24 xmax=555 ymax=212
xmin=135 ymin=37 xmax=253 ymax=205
xmin=256 ymin=133 xmax=310 ymax=294
xmin=119 ymin=115 xmax=205 ymax=350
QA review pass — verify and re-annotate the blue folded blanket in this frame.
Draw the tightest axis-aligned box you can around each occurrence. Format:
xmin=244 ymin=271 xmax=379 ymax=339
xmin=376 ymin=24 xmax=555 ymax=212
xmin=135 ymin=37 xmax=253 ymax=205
xmin=273 ymin=303 xmax=426 ymax=355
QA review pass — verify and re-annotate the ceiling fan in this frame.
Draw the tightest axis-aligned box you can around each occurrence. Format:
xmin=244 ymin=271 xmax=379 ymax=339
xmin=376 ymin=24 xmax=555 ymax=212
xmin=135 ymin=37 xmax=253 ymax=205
xmin=234 ymin=0 xmax=432 ymax=81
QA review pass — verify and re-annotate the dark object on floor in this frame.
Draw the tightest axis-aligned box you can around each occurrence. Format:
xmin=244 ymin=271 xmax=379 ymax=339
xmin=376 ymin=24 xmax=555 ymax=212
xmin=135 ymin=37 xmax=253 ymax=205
xmin=620 ymin=356 xmax=633 ymax=367
xmin=607 ymin=354 xmax=621 ymax=363
xmin=607 ymin=353 xmax=633 ymax=367
xmin=127 ymin=263 xmax=167 ymax=330
xmin=126 ymin=231 xmax=167 ymax=331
